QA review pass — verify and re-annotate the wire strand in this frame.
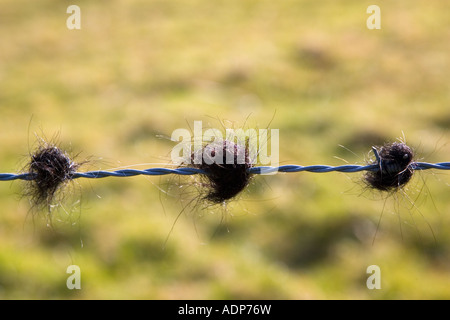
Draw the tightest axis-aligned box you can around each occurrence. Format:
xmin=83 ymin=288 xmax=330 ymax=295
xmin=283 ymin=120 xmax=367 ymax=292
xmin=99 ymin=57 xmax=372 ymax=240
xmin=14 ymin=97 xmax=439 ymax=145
xmin=1 ymin=162 xmax=449 ymax=181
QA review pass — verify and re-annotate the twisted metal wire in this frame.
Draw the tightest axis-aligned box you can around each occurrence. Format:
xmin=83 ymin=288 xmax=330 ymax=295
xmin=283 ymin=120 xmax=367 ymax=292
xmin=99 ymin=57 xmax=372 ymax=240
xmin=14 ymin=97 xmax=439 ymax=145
xmin=0 ymin=168 xmax=205 ymax=181
xmin=249 ymin=162 xmax=450 ymax=174
xmin=1 ymin=162 xmax=449 ymax=181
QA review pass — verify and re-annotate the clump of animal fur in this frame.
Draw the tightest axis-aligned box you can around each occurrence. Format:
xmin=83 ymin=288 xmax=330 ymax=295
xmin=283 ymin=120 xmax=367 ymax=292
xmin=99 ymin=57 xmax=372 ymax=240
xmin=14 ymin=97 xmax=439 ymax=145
xmin=364 ymin=142 xmax=414 ymax=192
xmin=189 ymin=140 xmax=254 ymax=204
xmin=23 ymin=140 xmax=80 ymax=211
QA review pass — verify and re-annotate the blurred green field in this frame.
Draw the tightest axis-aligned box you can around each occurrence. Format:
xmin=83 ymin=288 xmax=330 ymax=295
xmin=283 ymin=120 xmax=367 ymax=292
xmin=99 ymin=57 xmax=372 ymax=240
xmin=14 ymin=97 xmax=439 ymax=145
xmin=0 ymin=0 xmax=449 ymax=299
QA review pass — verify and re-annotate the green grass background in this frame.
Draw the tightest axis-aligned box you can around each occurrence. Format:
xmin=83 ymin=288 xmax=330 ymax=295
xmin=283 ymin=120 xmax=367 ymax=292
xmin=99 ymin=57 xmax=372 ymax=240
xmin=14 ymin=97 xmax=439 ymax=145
xmin=0 ymin=0 xmax=449 ymax=299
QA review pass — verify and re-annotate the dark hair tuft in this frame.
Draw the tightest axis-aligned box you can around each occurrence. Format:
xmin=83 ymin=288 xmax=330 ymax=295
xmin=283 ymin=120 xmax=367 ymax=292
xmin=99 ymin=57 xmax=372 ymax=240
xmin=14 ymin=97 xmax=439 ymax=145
xmin=364 ymin=142 xmax=414 ymax=191
xmin=190 ymin=140 xmax=253 ymax=204
xmin=24 ymin=141 xmax=80 ymax=209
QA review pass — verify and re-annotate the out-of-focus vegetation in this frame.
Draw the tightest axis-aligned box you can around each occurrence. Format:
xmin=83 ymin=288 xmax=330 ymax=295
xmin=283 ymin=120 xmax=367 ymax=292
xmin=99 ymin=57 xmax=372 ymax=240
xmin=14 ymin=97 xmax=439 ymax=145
xmin=0 ymin=0 xmax=449 ymax=299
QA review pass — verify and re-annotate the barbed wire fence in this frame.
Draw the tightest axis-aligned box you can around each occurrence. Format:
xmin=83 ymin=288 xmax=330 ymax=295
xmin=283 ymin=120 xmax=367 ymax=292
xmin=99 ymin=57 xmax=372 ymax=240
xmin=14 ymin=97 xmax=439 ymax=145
xmin=0 ymin=138 xmax=449 ymax=210
xmin=1 ymin=162 xmax=450 ymax=182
